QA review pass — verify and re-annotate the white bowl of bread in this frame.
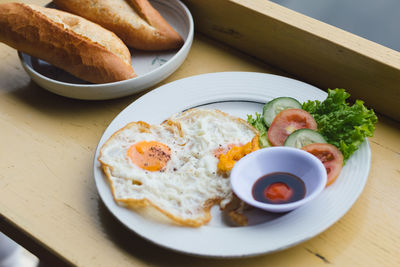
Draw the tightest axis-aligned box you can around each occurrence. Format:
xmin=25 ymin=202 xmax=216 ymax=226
xmin=0 ymin=0 xmax=193 ymax=100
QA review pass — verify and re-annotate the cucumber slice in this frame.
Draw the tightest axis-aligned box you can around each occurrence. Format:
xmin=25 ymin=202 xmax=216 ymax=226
xmin=284 ymin=129 xmax=326 ymax=148
xmin=262 ymin=97 xmax=302 ymax=127
xmin=259 ymin=133 xmax=272 ymax=148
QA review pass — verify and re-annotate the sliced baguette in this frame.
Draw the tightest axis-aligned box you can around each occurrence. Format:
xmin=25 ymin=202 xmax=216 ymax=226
xmin=53 ymin=0 xmax=184 ymax=51
xmin=0 ymin=2 xmax=136 ymax=84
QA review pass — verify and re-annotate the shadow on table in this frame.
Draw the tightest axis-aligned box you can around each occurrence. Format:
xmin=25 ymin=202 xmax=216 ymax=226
xmin=95 ymin=186 xmax=369 ymax=266
xmin=96 ymin=199 xmax=275 ymax=266
xmin=3 ymin=77 xmax=370 ymax=266
xmin=5 ymin=81 xmax=142 ymax=117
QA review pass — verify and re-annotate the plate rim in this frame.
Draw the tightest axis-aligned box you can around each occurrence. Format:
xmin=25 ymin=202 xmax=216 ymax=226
xmin=92 ymin=71 xmax=371 ymax=258
xmin=17 ymin=0 xmax=194 ymax=96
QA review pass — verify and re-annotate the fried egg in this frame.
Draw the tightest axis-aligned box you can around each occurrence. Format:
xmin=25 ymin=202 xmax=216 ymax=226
xmin=98 ymin=109 xmax=259 ymax=227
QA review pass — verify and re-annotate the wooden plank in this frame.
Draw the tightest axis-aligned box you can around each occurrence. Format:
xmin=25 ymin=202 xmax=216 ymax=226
xmin=0 ymin=32 xmax=281 ymax=266
xmin=0 ymin=1 xmax=399 ymax=266
xmin=0 ymin=33 xmax=399 ymax=266
xmin=181 ymin=0 xmax=400 ymax=121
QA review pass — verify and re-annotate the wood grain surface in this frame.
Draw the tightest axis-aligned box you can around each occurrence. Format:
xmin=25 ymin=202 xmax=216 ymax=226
xmin=182 ymin=0 xmax=400 ymax=121
xmin=0 ymin=0 xmax=399 ymax=266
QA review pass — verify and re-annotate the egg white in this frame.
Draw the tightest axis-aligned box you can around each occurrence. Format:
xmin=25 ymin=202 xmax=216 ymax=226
xmin=98 ymin=108 xmax=258 ymax=226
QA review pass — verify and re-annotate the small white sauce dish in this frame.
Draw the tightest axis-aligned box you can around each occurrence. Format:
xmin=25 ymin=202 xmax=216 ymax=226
xmin=230 ymin=146 xmax=327 ymax=213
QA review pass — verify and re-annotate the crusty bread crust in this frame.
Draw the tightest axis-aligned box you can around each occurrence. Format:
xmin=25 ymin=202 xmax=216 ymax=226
xmin=0 ymin=3 xmax=136 ymax=83
xmin=53 ymin=0 xmax=184 ymax=51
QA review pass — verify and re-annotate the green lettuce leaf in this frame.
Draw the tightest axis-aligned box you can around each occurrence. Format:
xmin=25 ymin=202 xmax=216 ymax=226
xmin=302 ymin=89 xmax=378 ymax=161
xmin=247 ymin=112 xmax=270 ymax=147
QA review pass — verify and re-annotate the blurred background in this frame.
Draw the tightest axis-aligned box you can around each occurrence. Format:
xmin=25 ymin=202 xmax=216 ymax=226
xmin=270 ymin=0 xmax=400 ymax=52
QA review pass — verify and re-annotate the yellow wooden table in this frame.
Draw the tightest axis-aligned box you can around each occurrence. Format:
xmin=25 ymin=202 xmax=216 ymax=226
xmin=1 ymin=1 xmax=399 ymax=266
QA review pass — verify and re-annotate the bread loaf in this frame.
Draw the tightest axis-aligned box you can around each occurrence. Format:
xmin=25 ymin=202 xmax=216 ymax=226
xmin=53 ymin=0 xmax=184 ymax=51
xmin=0 ymin=2 xmax=136 ymax=84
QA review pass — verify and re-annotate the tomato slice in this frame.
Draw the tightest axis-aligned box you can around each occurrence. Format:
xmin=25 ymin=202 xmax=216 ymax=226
xmin=267 ymin=109 xmax=317 ymax=146
xmin=301 ymin=143 xmax=344 ymax=187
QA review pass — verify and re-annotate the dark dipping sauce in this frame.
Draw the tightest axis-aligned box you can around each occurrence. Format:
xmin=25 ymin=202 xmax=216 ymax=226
xmin=252 ymin=172 xmax=306 ymax=204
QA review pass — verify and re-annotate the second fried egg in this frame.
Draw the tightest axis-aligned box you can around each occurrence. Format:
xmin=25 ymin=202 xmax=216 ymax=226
xmin=98 ymin=109 xmax=259 ymax=227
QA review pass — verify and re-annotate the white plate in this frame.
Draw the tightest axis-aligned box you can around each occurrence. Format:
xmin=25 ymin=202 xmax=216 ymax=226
xmin=93 ymin=72 xmax=370 ymax=257
xmin=18 ymin=0 xmax=193 ymax=100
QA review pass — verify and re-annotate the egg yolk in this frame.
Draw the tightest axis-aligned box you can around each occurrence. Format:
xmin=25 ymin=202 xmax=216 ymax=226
xmin=264 ymin=182 xmax=293 ymax=202
xmin=217 ymin=136 xmax=260 ymax=173
xmin=213 ymin=144 xmax=235 ymax=158
xmin=127 ymin=141 xmax=171 ymax=171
